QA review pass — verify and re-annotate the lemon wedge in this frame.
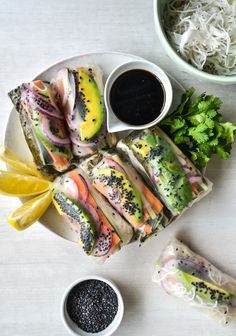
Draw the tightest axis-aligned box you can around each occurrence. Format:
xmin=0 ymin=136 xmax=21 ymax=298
xmin=0 ymin=170 xmax=52 ymax=197
xmin=7 ymin=190 xmax=52 ymax=230
xmin=0 ymin=145 xmax=43 ymax=178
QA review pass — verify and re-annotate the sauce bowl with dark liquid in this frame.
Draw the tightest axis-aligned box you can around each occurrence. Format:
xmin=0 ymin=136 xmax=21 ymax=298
xmin=104 ymin=60 xmax=173 ymax=133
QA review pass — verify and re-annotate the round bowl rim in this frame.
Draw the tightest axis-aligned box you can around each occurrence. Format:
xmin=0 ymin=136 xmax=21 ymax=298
xmin=104 ymin=59 xmax=173 ymax=132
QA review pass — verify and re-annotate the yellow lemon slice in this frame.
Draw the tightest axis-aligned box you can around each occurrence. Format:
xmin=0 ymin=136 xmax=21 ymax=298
xmin=0 ymin=145 xmax=43 ymax=178
xmin=0 ymin=170 xmax=51 ymax=197
xmin=7 ymin=190 xmax=52 ymax=230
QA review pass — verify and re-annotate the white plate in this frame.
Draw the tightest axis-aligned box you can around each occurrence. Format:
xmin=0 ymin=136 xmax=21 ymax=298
xmin=5 ymin=51 xmax=184 ymax=242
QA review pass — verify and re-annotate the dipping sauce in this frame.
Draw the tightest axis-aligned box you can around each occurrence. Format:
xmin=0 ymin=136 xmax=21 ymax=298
xmin=110 ymin=69 xmax=165 ymax=126
xmin=66 ymin=279 xmax=118 ymax=333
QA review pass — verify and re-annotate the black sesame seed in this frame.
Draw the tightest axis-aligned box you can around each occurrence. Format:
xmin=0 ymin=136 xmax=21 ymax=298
xmin=66 ymin=280 xmax=118 ymax=333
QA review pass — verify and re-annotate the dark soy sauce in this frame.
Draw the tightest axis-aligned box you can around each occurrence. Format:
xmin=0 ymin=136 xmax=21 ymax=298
xmin=110 ymin=69 xmax=165 ymax=125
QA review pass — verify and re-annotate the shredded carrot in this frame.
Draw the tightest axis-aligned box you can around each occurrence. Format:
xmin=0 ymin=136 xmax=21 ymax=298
xmin=32 ymin=80 xmax=46 ymax=91
xmin=68 ymin=171 xmax=88 ymax=200
xmin=142 ymin=183 xmax=163 ymax=213
xmin=143 ymin=209 xmax=151 ymax=221
xmin=97 ymin=208 xmax=121 ymax=252
xmin=144 ymin=224 xmax=153 ymax=234
xmin=192 ymin=183 xmax=199 ymax=194
xmin=74 ymin=184 xmax=120 ymax=248
xmin=46 ymin=148 xmax=69 ymax=169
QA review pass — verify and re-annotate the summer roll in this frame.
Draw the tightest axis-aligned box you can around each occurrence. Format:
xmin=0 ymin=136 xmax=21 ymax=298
xmin=117 ymin=127 xmax=212 ymax=216
xmin=9 ymin=80 xmax=73 ymax=175
xmin=56 ymin=65 xmax=116 ymax=158
xmin=153 ymin=238 xmax=236 ymax=324
xmin=52 ymin=167 xmax=133 ymax=259
xmin=80 ymin=151 xmax=172 ymax=242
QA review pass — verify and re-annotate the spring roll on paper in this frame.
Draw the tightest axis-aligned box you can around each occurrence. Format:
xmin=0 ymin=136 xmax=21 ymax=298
xmin=56 ymin=65 xmax=116 ymax=158
xmin=52 ymin=167 xmax=133 ymax=260
xmin=9 ymin=80 xmax=73 ymax=175
xmin=153 ymin=238 xmax=236 ymax=324
xmin=80 ymin=151 xmax=172 ymax=242
xmin=117 ymin=127 xmax=212 ymax=216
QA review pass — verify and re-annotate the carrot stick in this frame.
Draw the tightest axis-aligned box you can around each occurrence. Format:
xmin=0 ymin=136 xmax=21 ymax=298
xmin=68 ymin=171 xmax=88 ymax=200
xmin=141 ymin=183 xmax=163 ymax=213
xmin=144 ymin=224 xmax=152 ymax=234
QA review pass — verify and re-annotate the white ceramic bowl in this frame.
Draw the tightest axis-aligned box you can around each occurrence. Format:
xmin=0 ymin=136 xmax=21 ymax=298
xmin=104 ymin=59 xmax=173 ymax=133
xmin=61 ymin=276 xmax=124 ymax=336
xmin=153 ymin=0 xmax=236 ymax=85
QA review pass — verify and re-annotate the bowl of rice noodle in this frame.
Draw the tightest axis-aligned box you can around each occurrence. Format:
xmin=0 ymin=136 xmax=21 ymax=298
xmin=154 ymin=0 xmax=236 ymax=84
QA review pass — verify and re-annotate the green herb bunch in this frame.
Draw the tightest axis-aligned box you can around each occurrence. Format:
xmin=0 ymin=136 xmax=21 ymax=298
xmin=161 ymin=88 xmax=236 ymax=170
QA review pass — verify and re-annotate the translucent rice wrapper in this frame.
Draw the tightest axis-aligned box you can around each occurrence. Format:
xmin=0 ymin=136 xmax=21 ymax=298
xmin=117 ymin=126 xmax=212 ymax=217
xmin=8 ymin=80 xmax=73 ymax=176
xmin=52 ymin=166 xmax=133 ymax=262
xmin=153 ymin=238 xmax=236 ymax=324
xmin=56 ymin=65 xmax=116 ymax=158
xmin=80 ymin=151 xmax=174 ymax=243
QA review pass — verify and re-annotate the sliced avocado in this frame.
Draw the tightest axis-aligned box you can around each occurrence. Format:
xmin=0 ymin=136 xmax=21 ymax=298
xmin=176 ymin=268 xmax=233 ymax=304
xmin=131 ymin=130 xmax=156 ymax=159
xmin=132 ymin=139 xmax=151 ymax=159
xmin=93 ymin=167 xmax=143 ymax=226
xmin=77 ymin=69 xmax=104 ymax=141
xmin=52 ymin=192 xmax=96 ymax=255
xmin=130 ymin=131 xmax=193 ymax=213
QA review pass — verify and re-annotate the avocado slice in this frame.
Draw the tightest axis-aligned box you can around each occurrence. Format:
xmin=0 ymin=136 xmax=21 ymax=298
xmin=52 ymin=192 xmax=96 ymax=255
xmin=176 ymin=268 xmax=233 ymax=304
xmin=93 ymin=167 xmax=143 ymax=227
xmin=131 ymin=131 xmax=156 ymax=159
xmin=77 ymin=69 xmax=104 ymax=141
xmin=131 ymin=130 xmax=193 ymax=214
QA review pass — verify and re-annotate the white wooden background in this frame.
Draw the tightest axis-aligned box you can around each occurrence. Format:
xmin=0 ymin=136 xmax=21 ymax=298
xmin=0 ymin=0 xmax=236 ymax=335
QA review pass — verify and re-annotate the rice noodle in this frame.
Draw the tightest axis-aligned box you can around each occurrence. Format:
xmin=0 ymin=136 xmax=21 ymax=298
xmin=164 ymin=0 xmax=236 ymax=75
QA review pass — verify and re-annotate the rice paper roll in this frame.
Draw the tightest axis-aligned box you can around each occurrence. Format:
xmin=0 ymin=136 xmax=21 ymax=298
xmin=153 ymin=238 xmax=236 ymax=324
xmin=52 ymin=167 xmax=133 ymax=259
xmin=9 ymin=80 xmax=73 ymax=176
xmin=117 ymin=127 xmax=212 ymax=216
xmin=80 ymin=151 xmax=172 ymax=242
xmin=56 ymin=65 xmax=116 ymax=158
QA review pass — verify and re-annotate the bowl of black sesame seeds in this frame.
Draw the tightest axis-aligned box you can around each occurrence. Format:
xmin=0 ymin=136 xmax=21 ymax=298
xmin=61 ymin=276 xmax=124 ymax=336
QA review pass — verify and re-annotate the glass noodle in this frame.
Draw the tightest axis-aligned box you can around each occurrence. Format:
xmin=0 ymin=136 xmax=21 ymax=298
xmin=164 ymin=0 xmax=236 ymax=75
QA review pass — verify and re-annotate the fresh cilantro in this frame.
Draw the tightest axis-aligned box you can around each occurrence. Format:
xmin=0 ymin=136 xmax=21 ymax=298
xmin=161 ymin=88 xmax=236 ymax=171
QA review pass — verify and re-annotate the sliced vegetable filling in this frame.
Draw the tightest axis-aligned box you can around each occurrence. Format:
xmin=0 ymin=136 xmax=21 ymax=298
xmin=19 ymin=80 xmax=72 ymax=172
xmin=131 ymin=130 xmax=193 ymax=213
xmin=56 ymin=66 xmax=111 ymax=157
xmin=117 ymin=127 xmax=211 ymax=215
xmin=52 ymin=169 xmax=122 ymax=257
xmin=83 ymin=152 xmax=168 ymax=240
xmin=93 ymin=167 xmax=144 ymax=228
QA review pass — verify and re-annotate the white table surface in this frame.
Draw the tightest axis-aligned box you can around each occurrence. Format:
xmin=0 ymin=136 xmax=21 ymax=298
xmin=0 ymin=1 xmax=236 ymax=335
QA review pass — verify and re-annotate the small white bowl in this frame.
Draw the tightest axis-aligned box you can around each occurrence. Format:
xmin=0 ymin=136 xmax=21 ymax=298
xmin=61 ymin=276 xmax=124 ymax=336
xmin=104 ymin=59 xmax=173 ymax=133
